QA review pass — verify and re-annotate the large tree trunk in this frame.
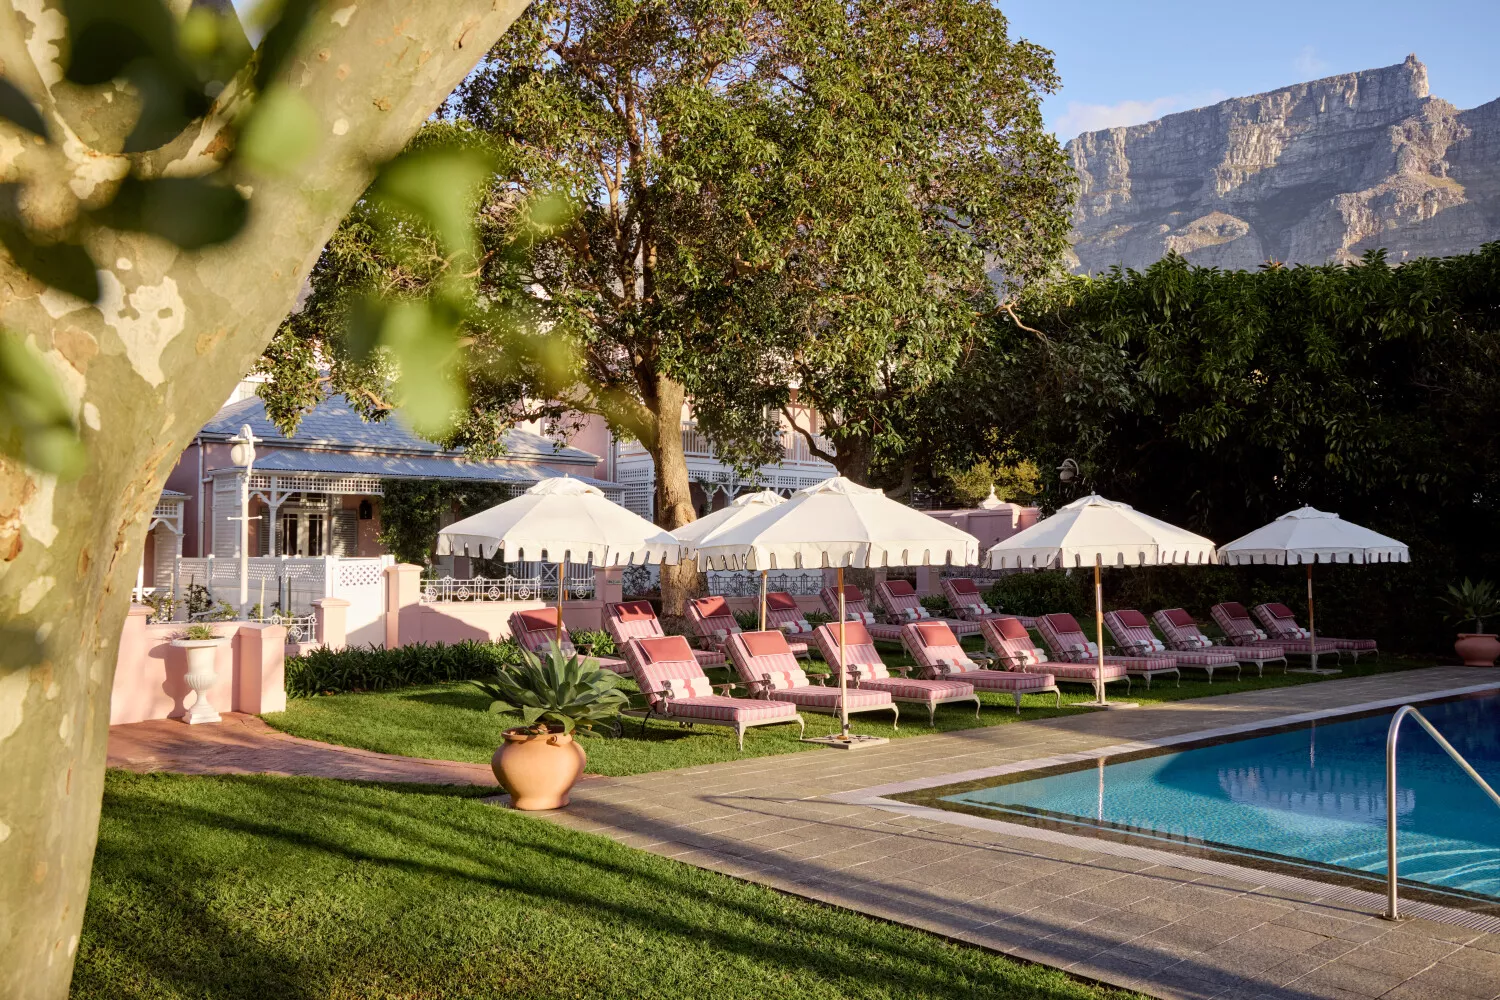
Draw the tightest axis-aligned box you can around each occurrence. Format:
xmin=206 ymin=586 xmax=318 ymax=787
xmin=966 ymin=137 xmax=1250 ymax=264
xmin=0 ymin=3 xmax=529 ymax=996
xmin=830 ymin=432 xmax=876 ymax=486
xmin=642 ymin=375 xmax=700 ymax=615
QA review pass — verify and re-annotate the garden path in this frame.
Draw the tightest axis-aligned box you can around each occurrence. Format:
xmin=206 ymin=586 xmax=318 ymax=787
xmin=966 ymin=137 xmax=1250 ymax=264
xmin=107 ymin=711 xmax=499 ymax=786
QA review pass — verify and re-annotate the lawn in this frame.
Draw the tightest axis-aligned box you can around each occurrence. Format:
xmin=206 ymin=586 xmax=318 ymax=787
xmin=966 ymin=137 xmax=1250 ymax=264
xmin=74 ymin=770 xmax=1139 ymax=1000
xmin=263 ymin=640 xmax=1432 ymax=777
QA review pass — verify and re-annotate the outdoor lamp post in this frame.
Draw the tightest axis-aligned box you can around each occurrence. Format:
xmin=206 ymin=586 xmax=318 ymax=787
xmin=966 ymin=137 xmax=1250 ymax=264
xmin=227 ymin=425 xmax=259 ymax=618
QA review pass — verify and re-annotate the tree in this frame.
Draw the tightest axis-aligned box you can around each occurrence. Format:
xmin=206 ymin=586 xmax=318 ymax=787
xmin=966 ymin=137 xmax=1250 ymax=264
xmin=769 ymin=3 xmax=1073 ymax=485
xmin=969 ymin=247 xmax=1500 ymax=649
xmin=260 ymin=0 xmax=1073 ymax=606
xmin=0 ymin=2 xmax=530 ymax=994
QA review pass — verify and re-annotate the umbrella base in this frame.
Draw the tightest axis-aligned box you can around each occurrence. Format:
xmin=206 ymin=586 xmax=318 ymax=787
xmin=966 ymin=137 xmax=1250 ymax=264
xmin=1077 ymin=700 xmax=1140 ymax=709
xmin=801 ymin=734 xmax=890 ymax=750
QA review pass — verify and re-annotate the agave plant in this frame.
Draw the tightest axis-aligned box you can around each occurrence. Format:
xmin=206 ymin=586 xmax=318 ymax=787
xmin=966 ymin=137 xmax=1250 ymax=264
xmin=473 ymin=642 xmax=630 ymax=736
xmin=1443 ymin=578 xmax=1500 ymax=634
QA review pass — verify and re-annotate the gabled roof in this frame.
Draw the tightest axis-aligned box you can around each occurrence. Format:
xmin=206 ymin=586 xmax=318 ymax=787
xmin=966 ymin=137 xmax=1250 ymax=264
xmin=201 ymin=395 xmax=598 ymax=465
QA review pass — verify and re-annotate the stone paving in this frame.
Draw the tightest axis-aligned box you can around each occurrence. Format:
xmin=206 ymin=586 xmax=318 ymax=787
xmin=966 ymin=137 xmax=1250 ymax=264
xmin=539 ymin=667 xmax=1500 ymax=1000
xmin=108 ymin=711 xmax=499 ymax=786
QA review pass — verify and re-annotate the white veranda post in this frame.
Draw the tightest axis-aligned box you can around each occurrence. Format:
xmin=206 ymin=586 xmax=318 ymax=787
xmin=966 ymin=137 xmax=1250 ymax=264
xmin=228 ymin=425 xmax=260 ymax=618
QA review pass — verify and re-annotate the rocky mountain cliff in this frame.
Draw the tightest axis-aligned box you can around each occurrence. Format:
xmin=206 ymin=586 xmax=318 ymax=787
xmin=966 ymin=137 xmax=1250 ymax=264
xmin=1066 ymin=56 xmax=1500 ymax=273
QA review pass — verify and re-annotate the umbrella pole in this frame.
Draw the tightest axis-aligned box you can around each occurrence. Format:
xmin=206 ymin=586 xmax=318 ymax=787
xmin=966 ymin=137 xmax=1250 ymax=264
xmin=1095 ymin=555 xmax=1108 ymax=706
xmin=759 ymin=569 xmax=767 ymax=631
xmin=838 ymin=567 xmax=849 ymax=738
xmin=1307 ymin=563 xmax=1316 ymax=671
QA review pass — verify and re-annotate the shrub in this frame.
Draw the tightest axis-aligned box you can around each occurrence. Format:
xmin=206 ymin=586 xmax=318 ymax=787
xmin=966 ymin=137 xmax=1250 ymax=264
xmin=572 ymin=629 xmax=616 ymax=656
xmin=919 ymin=594 xmax=950 ymax=614
xmin=474 ymin=645 xmax=629 ymax=736
xmin=984 ymin=571 xmax=1092 ymax=619
xmin=733 ymin=610 xmax=760 ymax=631
xmin=803 ymin=610 xmax=832 ymax=627
xmin=285 ymin=639 xmax=525 ymax=698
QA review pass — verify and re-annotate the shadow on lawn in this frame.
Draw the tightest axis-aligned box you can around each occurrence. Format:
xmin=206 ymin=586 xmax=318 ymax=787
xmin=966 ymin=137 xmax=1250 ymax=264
xmin=78 ymin=773 xmax=1124 ymax=1000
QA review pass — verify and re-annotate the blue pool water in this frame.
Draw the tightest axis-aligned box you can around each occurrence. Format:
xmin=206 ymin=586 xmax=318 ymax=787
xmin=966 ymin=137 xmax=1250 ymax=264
xmin=943 ymin=694 xmax=1500 ymax=898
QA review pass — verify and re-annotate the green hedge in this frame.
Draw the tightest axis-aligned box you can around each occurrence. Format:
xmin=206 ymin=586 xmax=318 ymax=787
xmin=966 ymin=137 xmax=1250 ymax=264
xmin=286 ymin=640 xmax=525 ymax=698
xmin=984 ymin=572 xmax=1093 ymax=619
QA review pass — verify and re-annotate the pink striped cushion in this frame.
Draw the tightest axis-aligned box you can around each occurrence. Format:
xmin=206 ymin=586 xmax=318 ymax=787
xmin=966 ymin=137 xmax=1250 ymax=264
xmin=663 ymin=696 xmax=799 ymax=723
xmin=856 ymin=677 xmax=973 ymax=702
xmin=768 ymin=686 xmax=891 ymax=710
xmin=665 ymin=676 xmax=713 ymax=698
xmin=963 ymin=670 xmax=1055 ymax=693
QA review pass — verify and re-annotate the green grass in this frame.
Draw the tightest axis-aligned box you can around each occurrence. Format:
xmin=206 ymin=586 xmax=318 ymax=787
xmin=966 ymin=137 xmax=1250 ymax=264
xmin=75 ymin=770 xmax=1138 ymax=1000
xmin=263 ymin=639 xmax=1433 ymax=777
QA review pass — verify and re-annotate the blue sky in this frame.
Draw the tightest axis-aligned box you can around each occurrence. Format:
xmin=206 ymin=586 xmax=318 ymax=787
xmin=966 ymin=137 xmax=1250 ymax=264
xmin=1001 ymin=0 xmax=1500 ymax=140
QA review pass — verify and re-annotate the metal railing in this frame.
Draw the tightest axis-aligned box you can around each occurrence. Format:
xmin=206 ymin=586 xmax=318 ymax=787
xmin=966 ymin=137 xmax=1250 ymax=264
xmin=707 ymin=571 xmax=825 ymax=597
xmin=420 ymin=565 xmax=597 ymax=604
xmin=252 ymin=612 xmax=318 ymax=643
xmin=1384 ymin=704 xmax=1500 ymax=919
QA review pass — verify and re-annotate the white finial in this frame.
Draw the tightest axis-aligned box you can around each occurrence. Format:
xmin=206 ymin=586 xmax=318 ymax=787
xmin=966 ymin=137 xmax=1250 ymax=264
xmin=979 ymin=485 xmax=1004 ymax=510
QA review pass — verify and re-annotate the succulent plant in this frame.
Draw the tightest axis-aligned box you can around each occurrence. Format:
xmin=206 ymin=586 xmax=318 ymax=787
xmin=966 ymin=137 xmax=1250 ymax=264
xmin=473 ymin=642 xmax=630 ymax=736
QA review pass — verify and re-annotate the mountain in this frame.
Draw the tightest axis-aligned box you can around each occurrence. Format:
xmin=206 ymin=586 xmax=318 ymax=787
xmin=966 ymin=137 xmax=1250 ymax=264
xmin=1065 ymin=56 xmax=1500 ymax=273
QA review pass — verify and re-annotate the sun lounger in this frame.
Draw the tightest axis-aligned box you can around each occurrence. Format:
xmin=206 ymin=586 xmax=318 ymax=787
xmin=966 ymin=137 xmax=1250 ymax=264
xmin=819 ymin=584 xmax=903 ymax=641
xmin=751 ymin=592 xmax=813 ymax=659
xmin=981 ymin=615 xmax=1130 ymax=692
xmin=876 ymin=579 xmax=980 ymax=637
xmin=509 ymin=606 xmax=627 ymax=673
xmin=941 ymin=577 xmax=1037 ymax=629
xmin=622 ymin=635 xmax=804 ymax=750
xmin=1212 ymin=602 xmax=1339 ymax=661
xmin=726 ymin=630 xmax=897 ymax=726
xmin=1103 ymin=609 xmax=1241 ymax=682
xmin=1153 ymin=608 xmax=1286 ymax=675
xmin=813 ymin=620 xmax=979 ymax=724
xmin=605 ymin=600 xmax=725 ymax=668
xmin=1254 ymin=602 xmax=1377 ymax=661
xmin=686 ymin=595 xmax=742 ymax=655
xmin=901 ymin=621 xmax=1059 ymax=712
xmin=1036 ymin=612 xmax=1180 ymax=688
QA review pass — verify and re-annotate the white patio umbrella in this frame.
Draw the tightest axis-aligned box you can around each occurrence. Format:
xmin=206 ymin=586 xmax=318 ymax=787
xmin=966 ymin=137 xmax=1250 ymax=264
xmin=437 ymin=477 xmax=679 ymax=614
xmin=1217 ymin=507 xmax=1408 ymax=671
xmin=672 ymin=490 xmax=785 ymax=629
xmin=692 ymin=476 xmax=980 ymax=747
xmin=986 ymin=495 xmax=1218 ymax=707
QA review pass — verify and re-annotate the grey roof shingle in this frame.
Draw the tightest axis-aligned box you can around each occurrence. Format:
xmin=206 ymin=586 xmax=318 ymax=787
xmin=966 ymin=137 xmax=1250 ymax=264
xmin=236 ymin=449 xmax=619 ymax=490
xmin=202 ymin=395 xmax=598 ymax=464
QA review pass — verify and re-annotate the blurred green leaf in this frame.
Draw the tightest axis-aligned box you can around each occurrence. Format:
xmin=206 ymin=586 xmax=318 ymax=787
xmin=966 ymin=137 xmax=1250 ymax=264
xmin=120 ymin=60 xmax=208 ymax=153
xmin=0 ymin=77 xmax=47 ymax=138
xmin=0 ymin=185 xmax=99 ymax=302
xmin=61 ymin=0 xmax=173 ymax=86
xmin=237 ymin=84 xmax=320 ymax=174
xmin=0 ymin=332 xmax=85 ymax=479
xmin=92 ymin=176 xmax=248 ymax=250
xmin=370 ymin=146 xmax=495 ymax=261
xmin=380 ymin=299 xmax=466 ymax=437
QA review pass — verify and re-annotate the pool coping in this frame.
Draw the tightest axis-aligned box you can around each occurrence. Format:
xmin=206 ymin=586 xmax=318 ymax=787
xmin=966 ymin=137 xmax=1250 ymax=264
xmin=825 ymin=679 xmax=1500 ymax=934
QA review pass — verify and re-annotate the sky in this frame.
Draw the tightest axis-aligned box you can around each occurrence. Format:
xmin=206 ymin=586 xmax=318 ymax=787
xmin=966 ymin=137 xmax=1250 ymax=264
xmin=999 ymin=0 xmax=1500 ymax=141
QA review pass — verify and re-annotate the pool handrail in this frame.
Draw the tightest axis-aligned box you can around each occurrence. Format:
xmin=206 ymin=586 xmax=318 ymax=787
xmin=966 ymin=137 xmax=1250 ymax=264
xmin=1385 ymin=704 xmax=1500 ymax=920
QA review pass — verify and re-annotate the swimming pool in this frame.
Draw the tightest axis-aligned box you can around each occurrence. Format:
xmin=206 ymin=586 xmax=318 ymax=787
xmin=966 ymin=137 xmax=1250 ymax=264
xmin=931 ymin=693 xmax=1500 ymax=902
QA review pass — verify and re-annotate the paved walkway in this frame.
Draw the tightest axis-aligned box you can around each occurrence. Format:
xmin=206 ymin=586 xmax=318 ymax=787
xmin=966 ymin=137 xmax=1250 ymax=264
xmin=107 ymin=712 xmax=499 ymax=786
xmin=540 ymin=667 xmax=1500 ymax=1000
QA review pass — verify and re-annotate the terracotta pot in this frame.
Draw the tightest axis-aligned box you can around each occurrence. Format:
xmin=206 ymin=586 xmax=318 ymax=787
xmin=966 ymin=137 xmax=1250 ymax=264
xmin=1455 ymin=633 xmax=1500 ymax=667
xmin=491 ymin=727 xmax=586 ymax=810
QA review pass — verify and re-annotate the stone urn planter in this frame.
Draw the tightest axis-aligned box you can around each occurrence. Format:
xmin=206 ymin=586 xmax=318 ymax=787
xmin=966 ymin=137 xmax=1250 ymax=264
xmin=491 ymin=726 xmax=586 ymax=810
xmin=172 ymin=634 xmax=226 ymax=724
xmin=1454 ymin=634 xmax=1500 ymax=667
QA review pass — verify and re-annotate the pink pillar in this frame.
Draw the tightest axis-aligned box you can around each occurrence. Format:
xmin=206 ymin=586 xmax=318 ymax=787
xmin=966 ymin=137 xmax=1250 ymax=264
xmin=234 ymin=622 xmax=288 ymax=714
xmin=915 ymin=566 xmax=936 ymax=596
xmin=595 ymin=567 xmax=623 ymax=607
xmin=312 ymin=596 xmax=351 ymax=651
xmin=384 ymin=563 xmax=423 ymax=648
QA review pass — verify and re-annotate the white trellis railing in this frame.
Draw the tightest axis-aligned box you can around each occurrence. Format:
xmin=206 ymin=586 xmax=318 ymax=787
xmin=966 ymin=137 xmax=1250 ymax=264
xmin=707 ymin=571 xmax=824 ymax=597
xmin=421 ymin=562 xmax=596 ymax=603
